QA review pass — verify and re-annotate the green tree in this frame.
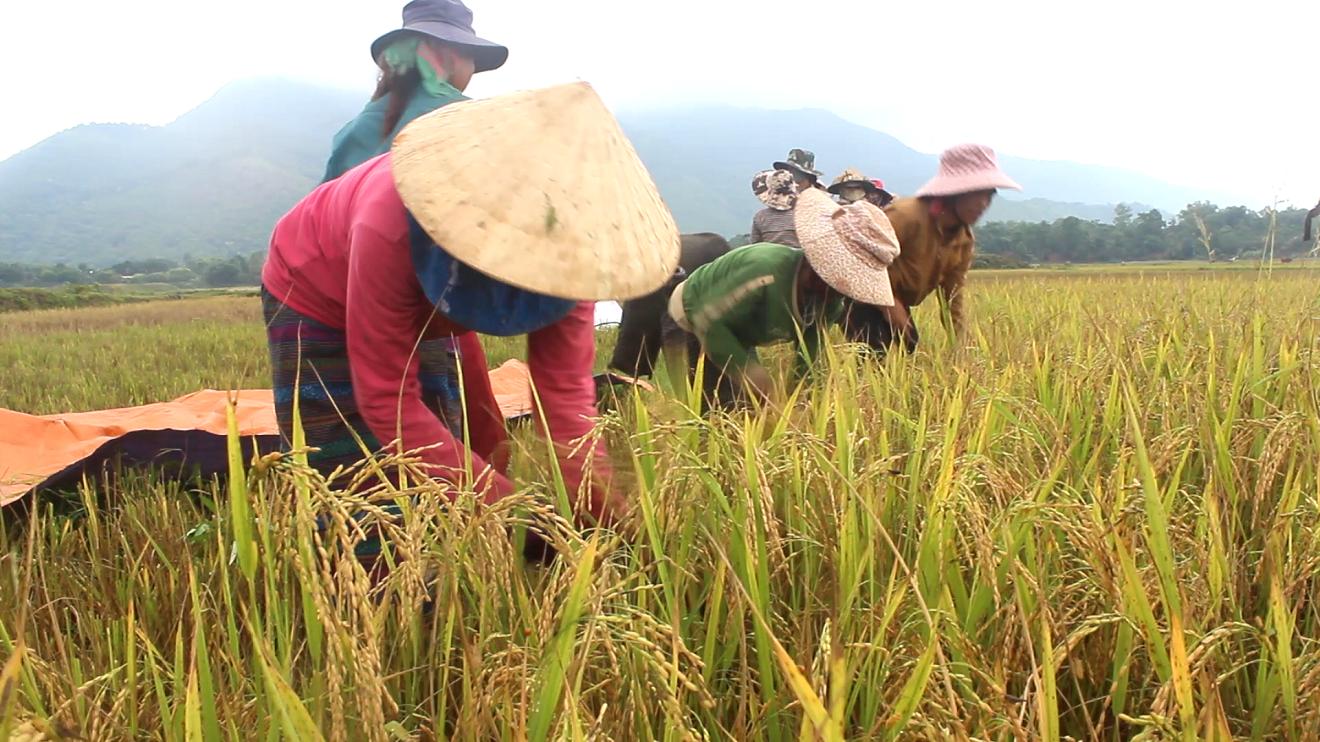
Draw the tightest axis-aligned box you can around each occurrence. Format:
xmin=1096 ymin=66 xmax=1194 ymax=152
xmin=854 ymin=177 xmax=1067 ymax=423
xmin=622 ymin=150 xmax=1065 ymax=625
xmin=202 ymin=260 xmax=243 ymax=287
xmin=1113 ymin=203 xmax=1133 ymax=228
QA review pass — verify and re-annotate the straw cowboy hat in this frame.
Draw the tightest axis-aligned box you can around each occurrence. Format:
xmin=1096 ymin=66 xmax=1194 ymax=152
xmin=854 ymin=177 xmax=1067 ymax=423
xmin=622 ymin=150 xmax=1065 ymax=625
xmin=372 ymin=0 xmax=509 ymax=73
xmin=827 ymin=168 xmax=876 ymax=195
xmin=915 ymin=144 xmax=1021 ymax=198
xmin=793 ymin=187 xmax=900 ymax=306
xmin=752 ymin=169 xmax=799 ymax=211
xmin=773 ymin=148 xmax=825 ymax=183
xmin=829 ymin=168 xmax=896 ymax=205
xmin=391 ymin=82 xmax=681 ymax=302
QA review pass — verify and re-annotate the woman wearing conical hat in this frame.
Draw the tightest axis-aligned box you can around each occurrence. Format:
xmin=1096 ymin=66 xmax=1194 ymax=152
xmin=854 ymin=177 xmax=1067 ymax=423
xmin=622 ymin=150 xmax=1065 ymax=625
xmin=261 ymin=84 xmax=679 ymax=538
xmin=843 ymin=143 xmax=1020 ymax=355
xmin=665 ymin=187 xmax=901 ymax=410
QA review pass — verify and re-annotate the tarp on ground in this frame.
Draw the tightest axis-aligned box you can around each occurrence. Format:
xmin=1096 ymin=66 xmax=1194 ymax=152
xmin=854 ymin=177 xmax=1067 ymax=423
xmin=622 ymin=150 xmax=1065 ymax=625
xmin=0 ymin=360 xmax=541 ymax=506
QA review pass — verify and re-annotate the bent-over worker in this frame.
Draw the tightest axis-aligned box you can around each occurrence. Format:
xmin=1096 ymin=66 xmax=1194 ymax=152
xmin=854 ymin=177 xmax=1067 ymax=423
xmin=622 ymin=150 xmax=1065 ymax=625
xmin=666 ymin=186 xmax=901 ymax=409
xmin=260 ymin=85 xmax=679 ymax=544
xmin=844 ymin=143 xmax=1020 ymax=355
xmin=608 ymin=233 xmax=731 ymax=379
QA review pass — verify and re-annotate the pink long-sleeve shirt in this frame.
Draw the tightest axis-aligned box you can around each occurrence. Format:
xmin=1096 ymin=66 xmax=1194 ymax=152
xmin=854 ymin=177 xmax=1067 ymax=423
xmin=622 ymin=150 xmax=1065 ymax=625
xmin=261 ymin=153 xmax=608 ymax=503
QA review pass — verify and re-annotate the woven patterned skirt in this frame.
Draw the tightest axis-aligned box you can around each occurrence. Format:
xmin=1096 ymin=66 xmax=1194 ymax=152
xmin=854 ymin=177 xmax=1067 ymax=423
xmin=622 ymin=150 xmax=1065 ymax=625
xmin=262 ymin=287 xmax=466 ymax=567
xmin=260 ymin=287 xmax=464 ymax=476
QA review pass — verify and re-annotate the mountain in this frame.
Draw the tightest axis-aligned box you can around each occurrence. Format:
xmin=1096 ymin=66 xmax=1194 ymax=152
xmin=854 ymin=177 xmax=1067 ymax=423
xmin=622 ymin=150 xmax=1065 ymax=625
xmin=0 ymin=79 xmax=1224 ymax=266
xmin=617 ymin=105 xmax=1202 ymax=236
xmin=0 ymin=79 xmax=364 ymax=266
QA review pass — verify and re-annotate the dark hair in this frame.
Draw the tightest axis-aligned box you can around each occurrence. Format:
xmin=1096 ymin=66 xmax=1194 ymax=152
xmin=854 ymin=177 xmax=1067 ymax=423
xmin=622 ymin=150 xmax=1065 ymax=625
xmin=372 ymin=64 xmax=422 ymax=138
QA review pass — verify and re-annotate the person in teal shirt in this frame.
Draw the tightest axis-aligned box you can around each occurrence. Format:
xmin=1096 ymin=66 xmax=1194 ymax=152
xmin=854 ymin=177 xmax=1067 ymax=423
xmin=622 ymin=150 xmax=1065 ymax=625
xmin=312 ymin=1 xmax=514 ymax=532
xmin=323 ymin=0 xmax=508 ymax=182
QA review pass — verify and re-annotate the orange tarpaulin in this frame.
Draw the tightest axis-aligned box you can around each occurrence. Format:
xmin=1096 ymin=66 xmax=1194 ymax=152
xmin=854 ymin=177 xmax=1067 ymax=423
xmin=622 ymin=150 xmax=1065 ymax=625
xmin=0 ymin=360 xmax=540 ymax=506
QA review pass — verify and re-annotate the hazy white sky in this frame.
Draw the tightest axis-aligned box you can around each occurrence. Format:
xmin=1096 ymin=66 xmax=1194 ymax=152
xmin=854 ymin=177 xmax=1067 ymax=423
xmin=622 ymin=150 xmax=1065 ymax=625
xmin=1 ymin=0 xmax=1316 ymax=207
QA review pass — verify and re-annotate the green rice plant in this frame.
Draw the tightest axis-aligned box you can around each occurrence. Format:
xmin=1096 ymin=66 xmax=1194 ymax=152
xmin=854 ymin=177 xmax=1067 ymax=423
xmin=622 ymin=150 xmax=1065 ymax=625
xmin=1 ymin=267 xmax=1319 ymax=739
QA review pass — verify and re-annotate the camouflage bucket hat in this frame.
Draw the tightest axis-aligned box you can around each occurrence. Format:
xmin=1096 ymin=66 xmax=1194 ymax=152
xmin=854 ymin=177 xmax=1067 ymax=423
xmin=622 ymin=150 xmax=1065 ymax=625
xmin=827 ymin=168 xmax=878 ymax=195
xmin=752 ymin=169 xmax=799 ymax=211
xmin=773 ymin=148 xmax=824 ymax=182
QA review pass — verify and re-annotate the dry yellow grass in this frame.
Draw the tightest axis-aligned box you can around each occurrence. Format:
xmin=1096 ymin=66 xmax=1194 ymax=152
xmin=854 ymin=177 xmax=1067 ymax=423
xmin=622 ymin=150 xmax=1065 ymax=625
xmin=0 ymin=296 xmax=559 ymax=415
xmin=0 ymin=296 xmax=268 ymax=415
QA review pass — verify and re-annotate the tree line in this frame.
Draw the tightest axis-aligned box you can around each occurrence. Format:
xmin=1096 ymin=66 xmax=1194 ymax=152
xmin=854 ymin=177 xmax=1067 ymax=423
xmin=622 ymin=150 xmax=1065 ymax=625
xmin=0 ymin=252 xmax=266 ymax=289
xmin=2 ymin=201 xmax=1315 ymax=289
xmin=975 ymin=202 xmax=1315 ymax=266
xmin=730 ymin=202 xmax=1314 ymax=268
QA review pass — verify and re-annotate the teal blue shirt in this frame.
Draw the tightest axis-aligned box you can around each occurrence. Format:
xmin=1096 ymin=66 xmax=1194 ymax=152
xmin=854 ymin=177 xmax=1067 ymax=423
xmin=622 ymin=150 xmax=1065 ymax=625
xmin=322 ymin=85 xmax=467 ymax=183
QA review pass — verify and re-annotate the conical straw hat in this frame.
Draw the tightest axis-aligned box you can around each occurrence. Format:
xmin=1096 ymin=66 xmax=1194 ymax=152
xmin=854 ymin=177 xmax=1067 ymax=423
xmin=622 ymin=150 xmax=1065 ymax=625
xmin=390 ymin=82 xmax=681 ymax=302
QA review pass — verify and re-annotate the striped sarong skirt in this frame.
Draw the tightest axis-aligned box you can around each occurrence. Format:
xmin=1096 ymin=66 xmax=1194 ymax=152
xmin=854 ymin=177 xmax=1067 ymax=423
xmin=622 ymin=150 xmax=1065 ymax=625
xmin=260 ymin=287 xmax=464 ymax=477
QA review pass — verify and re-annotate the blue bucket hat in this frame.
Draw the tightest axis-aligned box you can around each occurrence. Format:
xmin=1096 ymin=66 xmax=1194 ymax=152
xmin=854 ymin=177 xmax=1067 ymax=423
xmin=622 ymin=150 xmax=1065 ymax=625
xmin=371 ymin=0 xmax=509 ymax=73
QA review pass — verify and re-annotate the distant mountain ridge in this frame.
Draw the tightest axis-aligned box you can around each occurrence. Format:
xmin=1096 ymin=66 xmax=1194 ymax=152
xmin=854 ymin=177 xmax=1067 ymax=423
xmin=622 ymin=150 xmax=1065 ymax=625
xmin=616 ymin=105 xmax=1213 ymax=236
xmin=0 ymin=78 xmax=1226 ymax=265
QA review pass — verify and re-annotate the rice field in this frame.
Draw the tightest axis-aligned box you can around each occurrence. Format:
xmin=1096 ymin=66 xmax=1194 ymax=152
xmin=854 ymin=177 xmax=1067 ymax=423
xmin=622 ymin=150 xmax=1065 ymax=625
xmin=0 ymin=297 xmax=570 ymax=415
xmin=3 ymin=266 xmax=1320 ymax=740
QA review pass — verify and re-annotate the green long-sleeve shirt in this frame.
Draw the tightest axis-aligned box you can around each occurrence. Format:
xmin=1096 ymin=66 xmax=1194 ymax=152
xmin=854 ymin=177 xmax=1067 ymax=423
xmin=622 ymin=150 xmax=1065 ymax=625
xmin=678 ymin=243 xmax=843 ymax=377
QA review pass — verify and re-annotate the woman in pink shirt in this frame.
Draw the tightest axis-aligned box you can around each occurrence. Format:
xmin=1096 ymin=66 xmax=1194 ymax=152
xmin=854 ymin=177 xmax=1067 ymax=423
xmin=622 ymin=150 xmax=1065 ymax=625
xmin=262 ymin=151 xmax=625 ymax=526
xmin=260 ymin=85 xmax=679 ymax=558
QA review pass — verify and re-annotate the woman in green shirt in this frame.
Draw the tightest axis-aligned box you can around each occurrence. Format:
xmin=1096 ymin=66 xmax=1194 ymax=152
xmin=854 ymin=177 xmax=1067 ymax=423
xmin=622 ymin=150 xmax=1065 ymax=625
xmin=665 ymin=187 xmax=902 ymax=410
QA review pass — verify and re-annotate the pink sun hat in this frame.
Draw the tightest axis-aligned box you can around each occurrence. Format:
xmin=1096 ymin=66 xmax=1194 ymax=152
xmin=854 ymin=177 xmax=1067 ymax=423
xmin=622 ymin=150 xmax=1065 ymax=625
xmin=915 ymin=144 xmax=1022 ymax=198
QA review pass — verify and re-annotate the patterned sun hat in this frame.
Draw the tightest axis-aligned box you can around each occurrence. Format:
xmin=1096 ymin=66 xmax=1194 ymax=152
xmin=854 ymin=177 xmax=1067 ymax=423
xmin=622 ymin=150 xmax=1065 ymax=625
xmin=752 ymin=169 xmax=799 ymax=211
xmin=793 ymin=187 xmax=900 ymax=306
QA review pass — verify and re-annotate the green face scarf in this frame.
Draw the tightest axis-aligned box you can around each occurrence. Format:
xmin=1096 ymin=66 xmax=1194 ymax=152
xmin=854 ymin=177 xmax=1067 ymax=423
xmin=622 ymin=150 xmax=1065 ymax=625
xmin=380 ymin=36 xmax=461 ymax=98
